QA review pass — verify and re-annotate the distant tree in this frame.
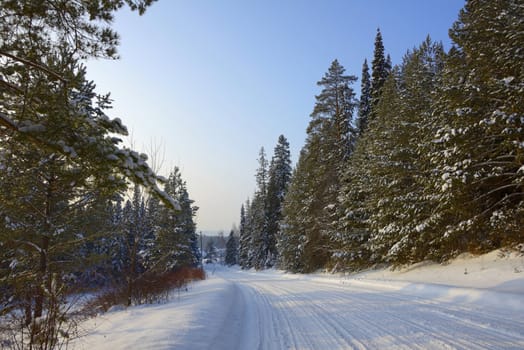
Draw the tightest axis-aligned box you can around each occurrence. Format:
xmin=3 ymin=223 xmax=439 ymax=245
xmin=205 ymin=240 xmax=217 ymax=262
xmin=216 ymin=231 xmax=227 ymax=250
xmin=120 ymin=186 xmax=149 ymax=305
xmin=108 ymin=197 xmax=127 ymax=277
xmin=238 ymin=203 xmax=251 ymax=268
xmin=225 ymin=230 xmax=239 ymax=266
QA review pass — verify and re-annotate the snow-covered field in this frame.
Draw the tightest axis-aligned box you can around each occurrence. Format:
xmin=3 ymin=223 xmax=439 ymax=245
xmin=72 ymin=250 xmax=524 ymax=349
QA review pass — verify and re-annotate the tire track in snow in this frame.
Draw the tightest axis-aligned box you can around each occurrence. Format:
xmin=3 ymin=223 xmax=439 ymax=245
xmin=218 ymin=269 xmax=524 ymax=349
xmin=256 ymin=280 xmax=424 ymax=350
xmin=253 ymin=280 xmax=368 ymax=349
xmin=298 ymin=278 xmax=524 ymax=349
xmin=307 ymin=282 xmax=524 ymax=349
xmin=240 ymin=280 xmax=318 ymax=349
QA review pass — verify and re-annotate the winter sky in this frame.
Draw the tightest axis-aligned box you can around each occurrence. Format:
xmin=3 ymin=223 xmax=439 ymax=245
xmin=86 ymin=0 xmax=465 ymax=234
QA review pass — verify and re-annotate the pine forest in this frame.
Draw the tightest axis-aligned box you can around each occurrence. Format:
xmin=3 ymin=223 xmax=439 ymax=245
xmin=0 ymin=0 xmax=523 ymax=348
xmin=239 ymin=1 xmax=523 ymax=273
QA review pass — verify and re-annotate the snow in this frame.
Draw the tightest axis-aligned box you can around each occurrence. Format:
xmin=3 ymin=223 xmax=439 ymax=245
xmin=72 ymin=250 xmax=524 ymax=349
xmin=73 ymin=279 xmax=240 ymax=350
xmin=502 ymin=76 xmax=515 ymax=85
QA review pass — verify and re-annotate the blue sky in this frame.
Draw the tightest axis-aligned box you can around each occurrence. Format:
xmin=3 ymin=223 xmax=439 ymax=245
xmin=86 ymin=0 xmax=465 ymax=233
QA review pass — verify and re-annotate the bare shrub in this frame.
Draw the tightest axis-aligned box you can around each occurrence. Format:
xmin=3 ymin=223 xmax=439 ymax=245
xmin=85 ymin=267 xmax=206 ymax=313
xmin=0 ymin=274 xmax=80 ymax=350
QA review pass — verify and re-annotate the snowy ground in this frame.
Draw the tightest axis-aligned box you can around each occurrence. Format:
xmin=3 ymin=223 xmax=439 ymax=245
xmin=72 ymin=250 xmax=524 ymax=349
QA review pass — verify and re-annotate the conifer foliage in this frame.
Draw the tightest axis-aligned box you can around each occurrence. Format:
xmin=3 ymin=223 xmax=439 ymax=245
xmin=427 ymin=0 xmax=524 ymax=255
xmin=280 ymin=60 xmax=358 ymax=272
xmin=278 ymin=1 xmax=522 ymax=273
xmin=238 ymin=203 xmax=250 ymax=267
xmin=356 ymin=59 xmax=371 ymax=135
xmin=239 ymin=136 xmax=292 ymax=269
xmin=370 ymin=28 xmax=390 ymax=118
xmin=225 ymin=230 xmax=239 ymax=266
xmin=267 ymin=135 xmax=293 ymax=266
xmin=0 ymin=1 xmax=202 ymax=348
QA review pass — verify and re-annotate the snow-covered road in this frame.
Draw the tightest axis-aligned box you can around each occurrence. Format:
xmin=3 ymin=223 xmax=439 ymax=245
xmin=74 ymin=258 xmax=524 ymax=350
xmin=211 ymin=268 xmax=524 ymax=350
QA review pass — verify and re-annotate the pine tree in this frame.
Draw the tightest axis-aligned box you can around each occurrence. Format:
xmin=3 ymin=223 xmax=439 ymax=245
xmin=0 ymin=1 xmax=173 ymax=208
xmin=311 ymin=59 xmax=358 ymax=162
xmin=280 ymin=60 xmax=357 ymax=272
xmin=0 ymin=2 xmax=172 ymax=346
xmin=0 ymin=64 xmax=137 ymax=341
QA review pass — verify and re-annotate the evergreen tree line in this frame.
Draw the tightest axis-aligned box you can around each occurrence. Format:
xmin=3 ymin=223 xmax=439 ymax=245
xmin=0 ymin=1 xmax=201 ymax=348
xmin=87 ymin=168 xmax=200 ymax=298
xmin=238 ymin=135 xmax=293 ymax=269
xmin=240 ymin=0 xmax=523 ymax=273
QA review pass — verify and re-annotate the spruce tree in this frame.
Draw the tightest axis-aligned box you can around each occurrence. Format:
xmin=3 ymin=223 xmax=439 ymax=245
xmin=370 ymin=28 xmax=389 ymax=119
xmin=280 ymin=153 xmax=310 ymax=272
xmin=266 ymin=135 xmax=292 ymax=267
xmin=154 ymin=167 xmax=199 ymax=271
xmin=428 ymin=0 xmax=524 ymax=256
xmin=332 ymin=139 xmax=373 ymax=270
xmin=385 ymin=54 xmax=392 ymax=76
xmin=225 ymin=230 xmax=239 ymax=266
xmin=238 ymin=203 xmax=251 ymax=268
xmin=109 ymin=197 xmax=127 ymax=277
xmin=250 ymin=148 xmax=269 ymax=270
xmin=356 ymin=59 xmax=371 ymax=135
xmin=121 ymin=185 xmax=148 ymax=306
xmin=380 ymin=38 xmax=444 ymax=264
xmin=335 ymin=38 xmax=445 ymax=269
